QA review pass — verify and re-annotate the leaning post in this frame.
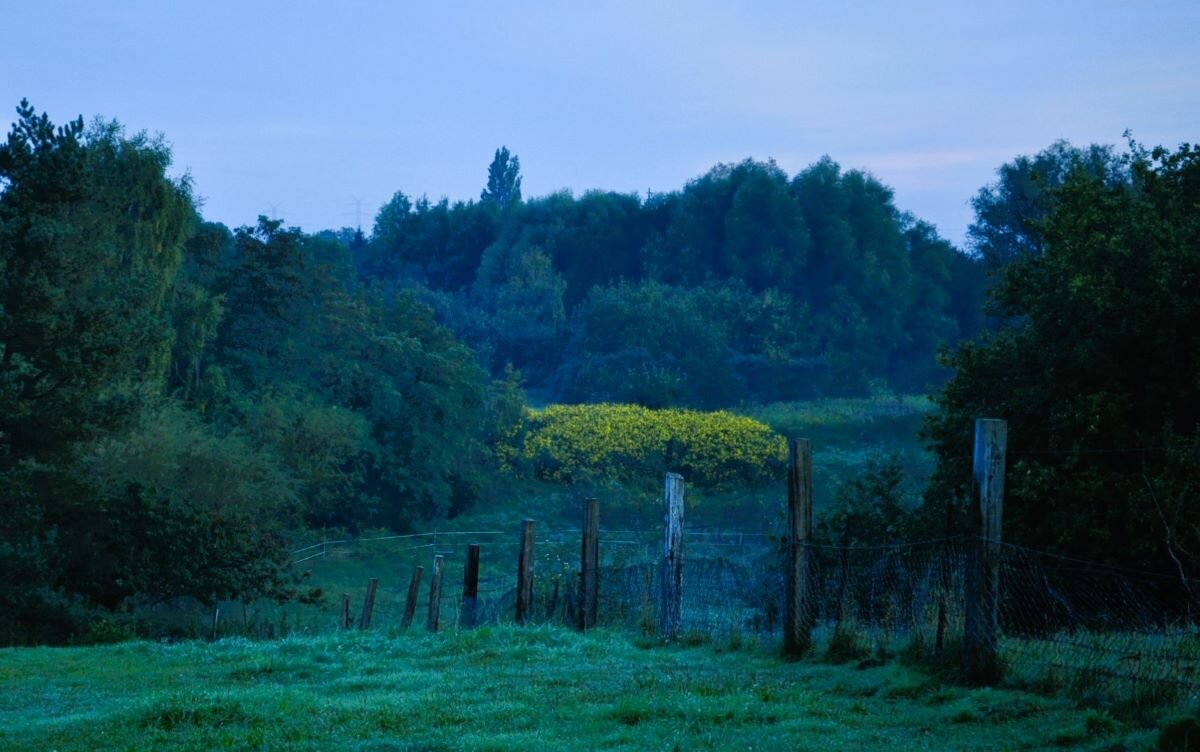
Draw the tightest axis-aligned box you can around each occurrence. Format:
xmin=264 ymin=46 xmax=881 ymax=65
xmin=358 ymin=578 xmax=378 ymax=631
xmin=401 ymin=565 xmax=423 ymax=630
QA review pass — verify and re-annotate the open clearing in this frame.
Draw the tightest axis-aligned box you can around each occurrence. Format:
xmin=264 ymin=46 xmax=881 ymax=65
xmin=0 ymin=627 xmax=1150 ymax=751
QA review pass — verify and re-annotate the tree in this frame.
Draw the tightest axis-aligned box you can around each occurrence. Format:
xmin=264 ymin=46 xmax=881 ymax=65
xmin=0 ymin=101 xmax=304 ymax=642
xmin=925 ymin=141 xmax=1200 ymax=573
xmin=0 ymin=100 xmax=195 ymax=463
xmin=968 ymin=140 xmax=1125 ymax=271
xmin=481 ymin=146 xmax=522 ymax=207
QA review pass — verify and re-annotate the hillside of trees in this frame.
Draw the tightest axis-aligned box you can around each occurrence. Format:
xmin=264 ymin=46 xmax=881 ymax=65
xmin=360 ymin=151 xmax=987 ymax=405
xmin=3 ymin=97 xmax=1196 ymax=643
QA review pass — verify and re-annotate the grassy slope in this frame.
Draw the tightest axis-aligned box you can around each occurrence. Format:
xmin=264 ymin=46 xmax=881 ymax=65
xmin=0 ymin=627 xmax=1148 ymax=752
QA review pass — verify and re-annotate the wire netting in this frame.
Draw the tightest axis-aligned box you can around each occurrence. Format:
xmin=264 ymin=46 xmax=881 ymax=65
xmin=207 ymin=524 xmax=1200 ymax=707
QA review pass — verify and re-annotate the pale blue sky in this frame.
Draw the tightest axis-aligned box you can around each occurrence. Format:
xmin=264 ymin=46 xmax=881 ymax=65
xmin=3 ymin=1 xmax=1197 ymax=247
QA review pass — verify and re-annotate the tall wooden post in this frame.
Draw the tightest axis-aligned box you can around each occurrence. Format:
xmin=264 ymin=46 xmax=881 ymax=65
xmin=579 ymin=498 xmax=600 ymax=630
xmin=401 ymin=565 xmax=423 ymax=630
xmin=462 ymin=544 xmax=481 ymax=628
xmin=516 ymin=520 xmax=536 ymax=624
xmin=359 ymin=578 xmax=378 ymax=631
xmin=340 ymin=593 xmax=351 ymax=630
xmin=427 ymin=555 xmax=445 ymax=632
xmin=965 ymin=418 xmax=1006 ymax=684
xmin=661 ymin=472 xmax=685 ymax=640
xmin=784 ymin=438 xmax=814 ymax=656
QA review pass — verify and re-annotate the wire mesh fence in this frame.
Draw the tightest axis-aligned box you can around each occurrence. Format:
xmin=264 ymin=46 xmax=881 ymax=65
xmin=262 ymin=524 xmax=1200 ymax=707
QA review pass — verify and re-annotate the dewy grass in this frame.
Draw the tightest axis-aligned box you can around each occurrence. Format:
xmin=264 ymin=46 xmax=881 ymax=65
xmin=0 ymin=625 xmax=1164 ymax=751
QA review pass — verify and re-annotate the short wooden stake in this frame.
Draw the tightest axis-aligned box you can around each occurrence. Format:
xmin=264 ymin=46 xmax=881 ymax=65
xmin=784 ymin=438 xmax=815 ymax=656
xmin=935 ymin=500 xmax=954 ymax=657
xmin=835 ymin=518 xmax=851 ymax=629
xmin=516 ymin=520 xmax=536 ymax=624
xmin=210 ymin=606 xmax=220 ymax=641
xmin=359 ymin=578 xmax=378 ymax=631
xmin=579 ymin=498 xmax=600 ymax=630
xmin=462 ymin=544 xmax=481 ymax=628
xmin=549 ymin=574 xmax=562 ymax=620
xmin=965 ymin=418 xmax=1006 ymax=684
xmin=661 ymin=472 xmax=685 ymax=640
xmin=402 ymin=566 xmax=423 ymax=630
xmin=340 ymin=593 xmax=351 ymax=630
xmin=427 ymin=555 xmax=445 ymax=632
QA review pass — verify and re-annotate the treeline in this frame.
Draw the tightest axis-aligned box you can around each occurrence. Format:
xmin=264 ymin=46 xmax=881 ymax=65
xmin=5 ymin=94 xmax=1194 ymax=642
xmin=359 ymin=153 xmax=987 ymax=406
xmin=0 ymin=102 xmax=519 ymax=642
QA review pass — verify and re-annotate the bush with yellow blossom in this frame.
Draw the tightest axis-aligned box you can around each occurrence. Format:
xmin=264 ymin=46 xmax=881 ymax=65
xmin=510 ymin=403 xmax=787 ymax=488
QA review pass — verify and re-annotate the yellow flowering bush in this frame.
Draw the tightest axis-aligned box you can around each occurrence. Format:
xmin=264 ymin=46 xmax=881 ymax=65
xmin=512 ymin=403 xmax=787 ymax=488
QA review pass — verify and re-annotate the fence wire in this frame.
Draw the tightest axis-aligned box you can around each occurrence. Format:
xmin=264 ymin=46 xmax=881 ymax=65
xmin=231 ymin=526 xmax=1200 ymax=705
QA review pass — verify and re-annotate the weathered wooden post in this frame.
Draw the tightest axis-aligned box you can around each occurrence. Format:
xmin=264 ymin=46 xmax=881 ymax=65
xmin=516 ymin=520 xmax=536 ymax=624
xmin=784 ymin=438 xmax=815 ymax=656
xmin=579 ymin=498 xmax=600 ymax=630
xmin=549 ymin=574 xmax=562 ymax=621
xmin=359 ymin=578 xmax=378 ymax=631
xmin=210 ymin=606 xmax=221 ymax=641
xmin=401 ymin=565 xmax=423 ymax=630
xmin=340 ymin=593 xmax=352 ymax=630
xmin=935 ymin=500 xmax=954 ymax=657
xmin=661 ymin=472 xmax=685 ymax=640
xmin=462 ymin=544 xmax=481 ymax=628
xmin=964 ymin=418 xmax=1006 ymax=684
xmin=427 ymin=555 xmax=445 ymax=632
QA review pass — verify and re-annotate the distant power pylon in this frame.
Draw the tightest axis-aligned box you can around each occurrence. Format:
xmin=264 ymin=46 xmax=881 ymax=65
xmin=344 ymin=196 xmax=367 ymax=231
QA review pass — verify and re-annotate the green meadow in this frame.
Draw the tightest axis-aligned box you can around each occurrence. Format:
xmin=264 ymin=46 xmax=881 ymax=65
xmin=0 ymin=626 xmax=1158 ymax=752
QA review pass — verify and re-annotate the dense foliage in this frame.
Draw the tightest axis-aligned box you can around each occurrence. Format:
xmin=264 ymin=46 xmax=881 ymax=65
xmin=925 ymin=141 xmax=1200 ymax=573
xmin=361 ymin=157 xmax=987 ymax=404
xmin=0 ymin=102 xmax=512 ymax=642
xmin=5 ymin=92 xmax=1193 ymax=643
xmin=511 ymin=404 xmax=787 ymax=489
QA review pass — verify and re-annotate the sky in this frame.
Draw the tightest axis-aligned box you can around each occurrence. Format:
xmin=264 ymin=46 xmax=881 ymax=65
xmin=3 ymin=1 xmax=1198 ymax=248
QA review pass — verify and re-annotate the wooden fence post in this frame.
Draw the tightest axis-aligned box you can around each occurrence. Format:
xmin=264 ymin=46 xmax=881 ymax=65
xmin=210 ymin=606 xmax=220 ymax=641
xmin=359 ymin=578 xmax=378 ymax=631
xmin=462 ymin=544 xmax=481 ymax=628
xmin=427 ymin=555 xmax=445 ymax=632
xmin=965 ymin=418 xmax=1006 ymax=684
xmin=784 ymin=438 xmax=814 ymax=656
xmin=580 ymin=498 xmax=600 ymax=630
xmin=661 ymin=472 xmax=685 ymax=640
xmin=516 ymin=520 xmax=536 ymax=624
xmin=935 ymin=500 xmax=954 ymax=657
xmin=402 ymin=566 xmax=423 ymax=630
xmin=341 ymin=593 xmax=351 ymax=630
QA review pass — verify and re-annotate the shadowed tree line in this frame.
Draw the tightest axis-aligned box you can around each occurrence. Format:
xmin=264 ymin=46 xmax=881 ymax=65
xmin=3 ymin=97 xmax=1194 ymax=642
xmin=361 ymin=154 xmax=989 ymax=405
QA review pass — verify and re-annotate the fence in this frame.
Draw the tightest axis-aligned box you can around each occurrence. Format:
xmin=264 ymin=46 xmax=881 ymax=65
xmin=268 ymin=417 xmax=1199 ymax=706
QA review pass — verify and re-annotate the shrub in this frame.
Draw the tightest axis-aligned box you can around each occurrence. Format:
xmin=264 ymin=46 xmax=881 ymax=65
xmin=510 ymin=403 xmax=787 ymax=488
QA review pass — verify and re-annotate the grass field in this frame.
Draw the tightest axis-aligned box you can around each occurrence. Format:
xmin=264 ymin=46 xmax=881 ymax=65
xmin=0 ymin=626 xmax=1160 ymax=751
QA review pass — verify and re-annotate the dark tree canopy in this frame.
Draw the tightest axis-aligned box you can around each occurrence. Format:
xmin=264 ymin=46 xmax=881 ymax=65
xmin=0 ymin=103 xmax=516 ymax=643
xmin=370 ymin=155 xmax=986 ymax=404
xmin=925 ymin=141 xmax=1200 ymax=572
